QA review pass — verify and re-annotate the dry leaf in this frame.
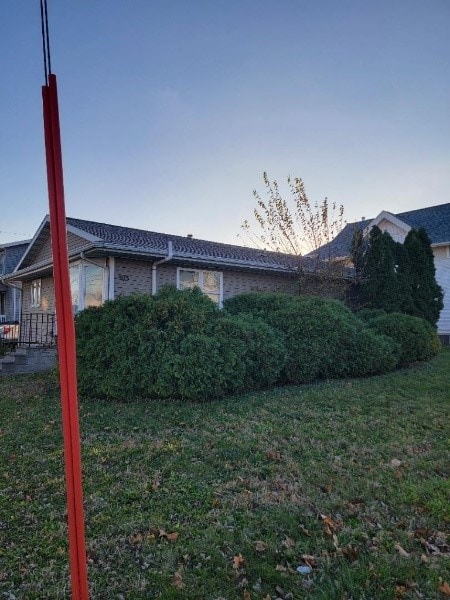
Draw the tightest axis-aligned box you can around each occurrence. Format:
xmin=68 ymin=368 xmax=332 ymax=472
xmin=299 ymin=525 xmax=310 ymax=536
xmin=159 ymin=529 xmax=179 ymax=542
xmin=266 ymin=450 xmax=281 ymax=461
xmin=275 ymin=564 xmax=287 ymax=572
xmin=243 ymin=590 xmax=251 ymax=600
xmin=172 ymin=570 xmax=185 ymax=589
xmin=151 ymin=471 xmax=161 ymax=490
xmin=263 ymin=595 xmax=271 ymax=600
xmin=301 ymin=554 xmax=317 ymax=568
xmin=255 ymin=540 xmax=266 ymax=552
xmin=233 ymin=553 xmax=245 ymax=569
xmin=394 ymin=543 xmax=410 ymax=558
xmin=282 ymin=536 xmax=295 ymax=549
xmin=321 ymin=514 xmax=336 ymax=536
xmin=390 ymin=458 xmax=402 ymax=468
xmin=130 ymin=532 xmax=143 ymax=544
xmin=439 ymin=579 xmax=450 ymax=596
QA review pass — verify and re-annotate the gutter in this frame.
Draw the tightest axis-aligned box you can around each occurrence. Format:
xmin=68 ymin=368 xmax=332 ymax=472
xmin=152 ymin=241 xmax=173 ymax=295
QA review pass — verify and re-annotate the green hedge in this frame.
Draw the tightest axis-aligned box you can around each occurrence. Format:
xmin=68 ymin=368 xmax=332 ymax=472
xmin=366 ymin=312 xmax=441 ymax=367
xmin=224 ymin=293 xmax=398 ymax=383
xmin=76 ymin=287 xmax=285 ymax=401
xmin=76 ymin=289 xmax=439 ymax=402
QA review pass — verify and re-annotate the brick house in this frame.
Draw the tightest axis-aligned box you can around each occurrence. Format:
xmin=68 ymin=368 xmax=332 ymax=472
xmin=7 ymin=216 xmax=306 ymax=330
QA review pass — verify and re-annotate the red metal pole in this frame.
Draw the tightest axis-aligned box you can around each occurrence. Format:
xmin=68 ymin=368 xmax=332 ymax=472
xmin=42 ymin=73 xmax=89 ymax=600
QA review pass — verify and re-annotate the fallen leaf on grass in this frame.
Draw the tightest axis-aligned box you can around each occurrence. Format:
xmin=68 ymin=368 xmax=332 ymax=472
xmin=281 ymin=536 xmax=295 ymax=549
xmin=159 ymin=529 xmax=179 ymax=542
xmin=439 ymin=579 xmax=450 ymax=596
xmin=298 ymin=525 xmax=310 ymax=536
xmin=129 ymin=532 xmax=143 ymax=544
xmin=172 ymin=570 xmax=185 ymax=589
xmin=321 ymin=514 xmax=339 ymax=536
xmin=394 ymin=543 xmax=410 ymax=558
xmin=233 ymin=554 xmax=245 ymax=569
xmin=255 ymin=540 xmax=266 ymax=552
xmin=243 ymin=590 xmax=251 ymax=600
xmin=301 ymin=554 xmax=317 ymax=568
xmin=266 ymin=450 xmax=281 ymax=461
xmin=151 ymin=471 xmax=161 ymax=490
xmin=390 ymin=458 xmax=402 ymax=468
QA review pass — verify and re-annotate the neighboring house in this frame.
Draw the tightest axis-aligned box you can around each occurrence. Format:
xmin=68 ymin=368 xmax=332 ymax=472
xmin=311 ymin=203 xmax=450 ymax=339
xmin=0 ymin=240 xmax=30 ymax=322
xmin=7 ymin=216 xmax=304 ymax=325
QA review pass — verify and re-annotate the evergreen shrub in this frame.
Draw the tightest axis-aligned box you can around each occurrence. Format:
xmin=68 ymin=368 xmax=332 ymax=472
xmin=224 ymin=292 xmax=398 ymax=383
xmin=367 ymin=313 xmax=441 ymax=367
xmin=76 ymin=287 xmax=285 ymax=401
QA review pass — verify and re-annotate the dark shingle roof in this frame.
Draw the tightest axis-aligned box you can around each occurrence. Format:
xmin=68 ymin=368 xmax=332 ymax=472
xmin=67 ymin=217 xmax=301 ymax=272
xmin=1 ymin=241 xmax=30 ymax=275
xmin=312 ymin=203 xmax=450 ymax=259
xmin=394 ymin=203 xmax=450 ymax=243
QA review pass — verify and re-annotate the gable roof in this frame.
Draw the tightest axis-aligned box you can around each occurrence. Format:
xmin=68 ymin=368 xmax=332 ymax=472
xmin=0 ymin=240 xmax=31 ymax=276
xmin=12 ymin=215 xmax=304 ymax=279
xmin=312 ymin=203 xmax=450 ymax=259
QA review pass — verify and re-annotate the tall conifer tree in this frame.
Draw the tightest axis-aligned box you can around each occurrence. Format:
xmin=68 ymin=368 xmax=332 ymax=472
xmin=404 ymin=228 xmax=443 ymax=325
xmin=359 ymin=226 xmax=399 ymax=311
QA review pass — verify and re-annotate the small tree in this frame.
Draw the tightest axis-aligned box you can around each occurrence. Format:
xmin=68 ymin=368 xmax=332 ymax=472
xmin=404 ymin=228 xmax=443 ymax=326
xmin=357 ymin=226 xmax=400 ymax=311
xmin=241 ymin=172 xmax=346 ymax=291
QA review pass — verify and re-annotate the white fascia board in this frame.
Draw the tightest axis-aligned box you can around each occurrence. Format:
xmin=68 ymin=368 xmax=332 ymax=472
xmin=14 ymin=215 xmax=50 ymax=272
xmin=363 ymin=211 xmax=411 ymax=236
xmin=0 ymin=239 xmax=31 ymax=249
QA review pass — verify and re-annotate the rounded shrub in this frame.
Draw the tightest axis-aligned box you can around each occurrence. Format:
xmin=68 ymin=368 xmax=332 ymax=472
xmin=76 ymin=294 xmax=155 ymax=399
xmin=367 ymin=313 xmax=441 ymax=367
xmin=224 ymin=292 xmax=398 ymax=383
xmin=76 ymin=287 xmax=285 ymax=401
xmin=214 ymin=313 xmax=286 ymax=392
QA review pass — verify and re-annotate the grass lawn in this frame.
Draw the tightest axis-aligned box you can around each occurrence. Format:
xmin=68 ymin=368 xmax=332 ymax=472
xmin=1 ymin=350 xmax=449 ymax=599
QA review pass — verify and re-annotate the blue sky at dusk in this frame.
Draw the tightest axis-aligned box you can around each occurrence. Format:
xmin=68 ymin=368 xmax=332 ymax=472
xmin=1 ymin=0 xmax=449 ymax=245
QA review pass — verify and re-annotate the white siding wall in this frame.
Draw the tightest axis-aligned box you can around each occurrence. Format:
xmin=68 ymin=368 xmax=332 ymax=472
xmin=377 ymin=218 xmax=409 ymax=243
xmin=434 ymin=246 xmax=450 ymax=334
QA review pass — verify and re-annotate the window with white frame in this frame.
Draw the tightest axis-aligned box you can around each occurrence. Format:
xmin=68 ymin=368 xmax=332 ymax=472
xmin=69 ymin=262 xmax=106 ymax=313
xmin=31 ymin=279 xmax=42 ymax=308
xmin=177 ymin=268 xmax=223 ymax=306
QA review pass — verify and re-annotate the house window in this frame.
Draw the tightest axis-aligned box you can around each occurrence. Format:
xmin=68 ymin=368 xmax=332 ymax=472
xmin=31 ymin=279 xmax=41 ymax=308
xmin=177 ymin=268 xmax=223 ymax=306
xmin=69 ymin=262 xmax=105 ymax=313
xmin=69 ymin=264 xmax=80 ymax=313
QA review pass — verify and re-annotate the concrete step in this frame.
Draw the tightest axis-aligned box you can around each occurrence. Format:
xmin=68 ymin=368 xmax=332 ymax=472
xmin=10 ymin=349 xmax=28 ymax=365
xmin=0 ymin=356 xmax=17 ymax=374
xmin=0 ymin=346 xmax=57 ymax=376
